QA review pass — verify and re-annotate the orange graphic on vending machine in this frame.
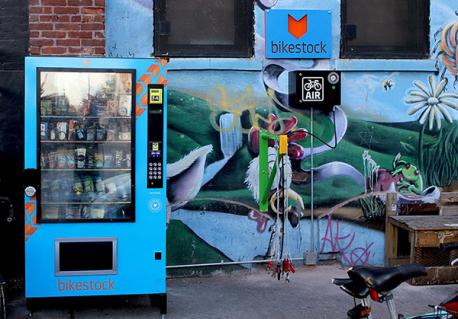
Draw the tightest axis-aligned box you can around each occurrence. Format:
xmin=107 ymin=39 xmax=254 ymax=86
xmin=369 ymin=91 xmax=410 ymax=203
xmin=136 ymin=59 xmax=168 ymax=117
xmin=24 ymin=199 xmax=38 ymax=241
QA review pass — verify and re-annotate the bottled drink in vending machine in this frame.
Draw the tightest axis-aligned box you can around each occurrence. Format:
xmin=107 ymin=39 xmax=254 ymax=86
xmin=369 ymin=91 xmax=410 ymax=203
xmin=40 ymin=122 xmax=48 ymax=140
xmin=76 ymin=123 xmax=86 ymax=141
xmin=68 ymin=120 xmax=78 ymax=140
xmin=83 ymin=175 xmax=95 ymax=200
xmin=48 ymin=151 xmax=57 ymax=169
xmin=75 ymin=148 xmax=86 ymax=169
xmin=104 ymin=153 xmax=113 ymax=168
xmin=86 ymin=124 xmax=96 ymax=141
xmin=95 ymin=152 xmax=104 ymax=168
xmin=73 ymin=177 xmax=84 ymax=196
xmin=45 ymin=206 xmax=59 ymax=219
xmin=57 ymin=151 xmax=66 ymax=169
xmin=91 ymin=206 xmax=105 ymax=219
xmin=96 ymin=124 xmax=106 ymax=141
xmin=95 ymin=176 xmax=105 ymax=194
xmin=66 ymin=151 xmax=76 ymax=169
xmin=126 ymin=153 xmax=131 ymax=169
xmin=114 ymin=150 xmax=123 ymax=168
xmin=49 ymin=123 xmax=56 ymax=140
xmin=41 ymin=153 xmax=47 ymax=168
xmin=86 ymin=151 xmax=95 ymax=169
xmin=56 ymin=122 xmax=68 ymax=141
xmin=65 ymin=205 xmax=80 ymax=219
xmin=118 ymin=122 xmax=131 ymax=141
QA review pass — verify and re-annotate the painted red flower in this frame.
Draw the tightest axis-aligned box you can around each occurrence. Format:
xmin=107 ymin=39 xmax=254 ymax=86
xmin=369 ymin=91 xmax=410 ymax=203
xmin=248 ymin=114 xmax=307 ymax=160
xmin=441 ymin=22 xmax=458 ymax=75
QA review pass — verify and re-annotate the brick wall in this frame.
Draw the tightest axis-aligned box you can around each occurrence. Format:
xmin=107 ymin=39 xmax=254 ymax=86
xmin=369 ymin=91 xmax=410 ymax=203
xmin=29 ymin=0 xmax=105 ymax=56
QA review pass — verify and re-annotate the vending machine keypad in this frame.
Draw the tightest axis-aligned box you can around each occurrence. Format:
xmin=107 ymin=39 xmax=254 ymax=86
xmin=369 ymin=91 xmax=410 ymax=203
xmin=147 ymin=84 xmax=164 ymax=188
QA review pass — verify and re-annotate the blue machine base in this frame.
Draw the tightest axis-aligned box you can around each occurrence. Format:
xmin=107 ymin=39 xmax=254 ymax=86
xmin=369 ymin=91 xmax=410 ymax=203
xmin=26 ymin=293 xmax=167 ymax=314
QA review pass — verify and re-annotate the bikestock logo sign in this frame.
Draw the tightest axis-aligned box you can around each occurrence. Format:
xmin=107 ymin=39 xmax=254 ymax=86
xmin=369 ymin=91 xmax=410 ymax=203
xmin=265 ymin=10 xmax=332 ymax=59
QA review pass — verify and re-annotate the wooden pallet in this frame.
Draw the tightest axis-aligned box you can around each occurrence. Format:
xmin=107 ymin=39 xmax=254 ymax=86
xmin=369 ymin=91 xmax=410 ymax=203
xmin=439 ymin=192 xmax=458 ymax=216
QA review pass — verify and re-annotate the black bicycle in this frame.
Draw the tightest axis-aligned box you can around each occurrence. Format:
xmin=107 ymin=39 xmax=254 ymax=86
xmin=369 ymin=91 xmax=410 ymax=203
xmin=333 ymin=242 xmax=458 ymax=319
xmin=0 ymin=272 xmax=5 ymax=319
xmin=0 ymin=196 xmax=15 ymax=319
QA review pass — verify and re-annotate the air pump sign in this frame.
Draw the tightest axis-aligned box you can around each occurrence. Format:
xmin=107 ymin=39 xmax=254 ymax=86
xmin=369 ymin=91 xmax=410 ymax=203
xmin=288 ymin=71 xmax=341 ymax=113
xmin=265 ymin=10 xmax=332 ymax=59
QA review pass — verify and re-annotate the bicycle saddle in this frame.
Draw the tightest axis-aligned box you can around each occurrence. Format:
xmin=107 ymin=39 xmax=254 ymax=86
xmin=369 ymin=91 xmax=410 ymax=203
xmin=347 ymin=264 xmax=427 ymax=292
xmin=333 ymin=277 xmax=369 ymax=298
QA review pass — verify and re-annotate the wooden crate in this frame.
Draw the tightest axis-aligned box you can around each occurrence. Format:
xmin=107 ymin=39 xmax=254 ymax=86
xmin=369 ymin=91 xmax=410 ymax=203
xmin=386 ymin=214 xmax=458 ymax=285
xmin=440 ymin=206 xmax=458 ymax=216
xmin=411 ymin=266 xmax=458 ymax=285
xmin=440 ymin=192 xmax=458 ymax=205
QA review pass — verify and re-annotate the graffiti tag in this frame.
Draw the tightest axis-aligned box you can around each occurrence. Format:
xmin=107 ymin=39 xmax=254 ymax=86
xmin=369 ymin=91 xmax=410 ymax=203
xmin=320 ymin=215 xmax=374 ymax=266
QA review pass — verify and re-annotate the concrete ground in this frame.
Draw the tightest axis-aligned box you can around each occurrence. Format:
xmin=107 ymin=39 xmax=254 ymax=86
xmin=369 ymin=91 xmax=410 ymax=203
xmin=5 ymin=264 xmax=458 ymax=319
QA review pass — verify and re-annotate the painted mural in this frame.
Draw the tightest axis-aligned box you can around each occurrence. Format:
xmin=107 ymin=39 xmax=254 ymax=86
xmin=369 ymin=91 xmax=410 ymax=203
xmin=106 ymin=0 xmax=458 ymax=268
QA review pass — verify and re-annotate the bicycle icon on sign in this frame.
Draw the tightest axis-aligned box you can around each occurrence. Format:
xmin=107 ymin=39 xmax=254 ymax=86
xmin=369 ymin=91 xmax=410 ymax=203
xmin=303 ymin=79 xmax=322 ymax=91
xmin=301 ymin=77 xmax=324 ymax=102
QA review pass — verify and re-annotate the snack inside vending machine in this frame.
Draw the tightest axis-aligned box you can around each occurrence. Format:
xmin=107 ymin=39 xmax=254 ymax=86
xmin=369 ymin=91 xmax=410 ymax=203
xmin=23 ymin=57 xmax=167 ymax=313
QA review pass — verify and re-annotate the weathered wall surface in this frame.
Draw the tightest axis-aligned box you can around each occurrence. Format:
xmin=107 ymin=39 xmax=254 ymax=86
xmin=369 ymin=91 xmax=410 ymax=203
xmin=0 ymin=0 xmax=28 ymax=277
xmin=105 ymin=0 xmax=458 ymax=268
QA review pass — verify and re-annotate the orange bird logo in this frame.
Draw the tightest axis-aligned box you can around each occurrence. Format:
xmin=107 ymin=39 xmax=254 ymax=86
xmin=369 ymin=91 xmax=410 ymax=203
xmin=288 ymin=15 xmax=308 ymax=39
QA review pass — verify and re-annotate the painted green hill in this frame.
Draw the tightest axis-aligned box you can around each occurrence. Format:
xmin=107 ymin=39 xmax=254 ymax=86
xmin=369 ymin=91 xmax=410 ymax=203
xmin=167 ymin=89 xmax=433 ymax=212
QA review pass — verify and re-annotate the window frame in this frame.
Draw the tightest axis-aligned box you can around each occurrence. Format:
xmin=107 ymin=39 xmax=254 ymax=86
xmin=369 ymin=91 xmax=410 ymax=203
xmin=153 ymin=0 xmax=254 ymax=58
xmin=340 ymin=0 xmax=430 ymax=59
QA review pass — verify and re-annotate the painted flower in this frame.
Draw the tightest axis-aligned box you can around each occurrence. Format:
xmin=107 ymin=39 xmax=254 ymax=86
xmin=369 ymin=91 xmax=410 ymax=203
xmin=248 ymin=114 xmax=307 ymax=160
xmin=405 ymin=75 xmax=458 ymax=130
xmin=440 ymin=22 xmax=458 ymax=76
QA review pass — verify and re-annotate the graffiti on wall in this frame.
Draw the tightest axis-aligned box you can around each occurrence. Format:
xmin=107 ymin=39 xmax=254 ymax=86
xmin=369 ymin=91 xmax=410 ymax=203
xmin=320 ymin=215 xmax=375 ymax=267
xmin=107 ymin=0 xmax=458 ymax=268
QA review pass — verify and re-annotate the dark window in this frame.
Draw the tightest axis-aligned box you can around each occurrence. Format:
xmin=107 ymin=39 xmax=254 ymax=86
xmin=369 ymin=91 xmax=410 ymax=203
xmin=57 ymin=240 xmax=116 ymax=274
xmin=154 ymin=0 xmax=254 ymax=57
xmin=341 ymin=0 xmax=430 ymax=59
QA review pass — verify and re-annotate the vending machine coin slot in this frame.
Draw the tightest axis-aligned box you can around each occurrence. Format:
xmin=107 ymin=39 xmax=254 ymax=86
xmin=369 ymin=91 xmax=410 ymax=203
xmin=147 ymin=84 xmax=164 ymax=189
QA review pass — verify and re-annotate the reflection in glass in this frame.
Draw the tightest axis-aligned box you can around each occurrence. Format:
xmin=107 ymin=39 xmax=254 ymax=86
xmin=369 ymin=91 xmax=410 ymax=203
xmin=38 ymin=70 xmax=134 ymax=222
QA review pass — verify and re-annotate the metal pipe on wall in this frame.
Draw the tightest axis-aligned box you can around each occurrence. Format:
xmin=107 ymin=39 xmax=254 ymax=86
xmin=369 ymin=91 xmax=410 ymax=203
xmin=166 ymin=257 xmax=305 ymax=269
xmin=310 ymin=107 xmax=315 ymax=253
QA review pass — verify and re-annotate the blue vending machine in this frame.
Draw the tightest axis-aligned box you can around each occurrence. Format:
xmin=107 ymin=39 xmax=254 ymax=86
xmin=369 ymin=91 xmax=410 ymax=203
xmin=23 ymin=57 xmax=167 ymax=313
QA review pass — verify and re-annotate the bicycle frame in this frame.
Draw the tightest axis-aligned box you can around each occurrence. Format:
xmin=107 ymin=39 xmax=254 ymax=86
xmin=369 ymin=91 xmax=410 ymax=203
xmin=346 ymin=291 xmax=452 ymax=319
xmin=385 ymin=293 xmax=398 ymax=319
xmin=336 ymin=280 xmax=454 ymax=319
xmin=0 ymin=273 xmax=5 ymax=319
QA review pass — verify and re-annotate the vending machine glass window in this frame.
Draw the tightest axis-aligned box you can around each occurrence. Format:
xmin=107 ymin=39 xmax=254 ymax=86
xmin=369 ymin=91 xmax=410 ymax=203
xmin=38 ymin=69 xmax=135 ymax=222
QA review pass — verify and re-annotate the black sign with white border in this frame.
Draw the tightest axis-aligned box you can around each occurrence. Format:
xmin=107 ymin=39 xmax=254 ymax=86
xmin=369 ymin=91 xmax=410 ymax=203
xmin=288 ymin=71 xmax=341 ymax=112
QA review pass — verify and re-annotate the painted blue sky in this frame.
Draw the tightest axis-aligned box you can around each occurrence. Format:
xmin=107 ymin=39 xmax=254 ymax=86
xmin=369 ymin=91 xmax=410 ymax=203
xmin=107 ymin=0 xmax=458 ymax=123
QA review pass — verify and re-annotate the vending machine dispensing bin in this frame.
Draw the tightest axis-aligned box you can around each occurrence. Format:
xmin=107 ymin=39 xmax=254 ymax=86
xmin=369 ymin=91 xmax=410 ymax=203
xmin=24 ymin=57 xmax=167 ymax=313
